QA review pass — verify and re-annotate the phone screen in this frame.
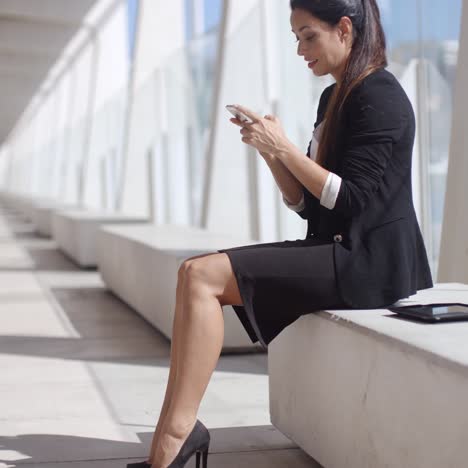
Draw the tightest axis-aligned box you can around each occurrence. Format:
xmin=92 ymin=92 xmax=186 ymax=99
xmin=431 ymin=305 xmax=468 ymax=315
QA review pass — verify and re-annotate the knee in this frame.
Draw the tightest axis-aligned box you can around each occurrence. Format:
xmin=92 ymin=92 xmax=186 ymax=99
xmin=179 ymin=259 xmax=211 ymax=298
xmin=178 ymin=258 xmax=199 ymax=281
xmin=178 ymin=260 xmax=190 ymax=282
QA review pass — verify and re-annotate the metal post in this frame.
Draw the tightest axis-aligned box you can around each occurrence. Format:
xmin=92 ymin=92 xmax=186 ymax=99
xmin=247 ymin=145 xmax=261 ymax=240
xmin=200 ymin=0 xmax=230 ymax=228
xmin=100 ymin=156 xmax=107 ymax=209
xmin=186 ymin=124 xmax=195 ymax=224
xmin=260 ymin=0 xmax=281 ymax=241
xmin=51 ymin=83 xmax=63 ymax=198
xmin=415 ymin=0 xmax=434 ymax=268
xmin=78 ymin=28 xmax=99 ymax=206
xmin=115 ymin=0 xmax=142 ymax=210
xmin=109 ymin=147 xmax=117 ymax=211
xmin=156 ymin=67 xmax=171 ymax=224
xmin=271 ymin=99 xmax=284 ymax=240
xmin=415 ymin=59 xmax=434 ymax=268
xmin=162 ymin=132 xmax=171 ymax=224
xmin=146 ymin=148 xmax=155 ymax=222
xmin=60 ymin=62 xmax=77 ymax=200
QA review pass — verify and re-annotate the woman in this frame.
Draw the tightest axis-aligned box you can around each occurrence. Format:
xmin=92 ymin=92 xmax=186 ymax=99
xmin=128 ymin=0 xmax=433 ymax=467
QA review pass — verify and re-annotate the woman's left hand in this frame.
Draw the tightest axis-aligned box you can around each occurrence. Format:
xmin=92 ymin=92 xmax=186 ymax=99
xmin=230 ymin=105 xmax=290 ymax=156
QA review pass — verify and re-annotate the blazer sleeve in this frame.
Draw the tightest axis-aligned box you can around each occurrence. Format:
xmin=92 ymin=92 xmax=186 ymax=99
xmin=332 ymin=80 xmax=409 ymax=217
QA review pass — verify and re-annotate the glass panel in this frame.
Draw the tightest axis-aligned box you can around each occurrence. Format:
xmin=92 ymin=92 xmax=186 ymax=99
xmin=162 ymin=27 xmax=218 ymax=225
xmin=275 ymin=0 xmax=334 ymax=240
xmin=419 ymin=0 xmax=462 ymax=276
xmin=204 ymin=0 xmax=222 ymax=33
xmin=126 ymin=0 xmax=139 ymax=62
xmin=378 ymin=0 xmax=463 ymax=276
xmin=184 ymin=0 xmax=193 ymax=40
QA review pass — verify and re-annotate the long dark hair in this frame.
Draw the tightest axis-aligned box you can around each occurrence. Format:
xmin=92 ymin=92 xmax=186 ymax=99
xmin=290 ymin=0 xmax=387 ymax=168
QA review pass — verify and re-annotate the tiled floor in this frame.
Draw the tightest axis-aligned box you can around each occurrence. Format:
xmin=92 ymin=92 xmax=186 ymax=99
xmin=0 ymin=206 xmax=321 ymax=467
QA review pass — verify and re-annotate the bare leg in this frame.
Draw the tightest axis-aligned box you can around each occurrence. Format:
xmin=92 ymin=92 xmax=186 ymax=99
xmin=146 ymin=271 xmax=184 ymax=463
xmin=151 ymin=253 xmax=242 ymax=468
xmin=147 ymin=253 xmax=219 ymax=463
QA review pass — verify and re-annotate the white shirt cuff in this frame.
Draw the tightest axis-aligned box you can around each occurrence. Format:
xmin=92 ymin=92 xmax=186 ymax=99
xmin=320 ymin=172 xmax=342 ymax=210
xmin=282 ymin=193 xmax=305 ymax=212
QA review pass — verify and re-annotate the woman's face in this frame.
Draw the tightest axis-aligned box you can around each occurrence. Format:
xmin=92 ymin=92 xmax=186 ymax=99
xmin=290 ymin=8 xmax=353 ymax=82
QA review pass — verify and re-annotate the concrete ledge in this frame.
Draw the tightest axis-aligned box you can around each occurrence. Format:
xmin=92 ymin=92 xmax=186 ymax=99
xmin=0 ymin=192 xmax=42 ymax=221
xmin=269 ymin=283 xmax=468 ymax=468
xmin=52 ymin=210 xmax=148 ymax=267
xmin=33 ymin=204 xmax=57 ymax=237
xmin=32 ymin=202 xmax=81 ymax=237
xmin=97 ymin=224 xmax=264 ymax=351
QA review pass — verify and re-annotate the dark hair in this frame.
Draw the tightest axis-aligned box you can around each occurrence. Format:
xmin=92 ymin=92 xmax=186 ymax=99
xmin=290 ymin=0 xmax=387 ymax=168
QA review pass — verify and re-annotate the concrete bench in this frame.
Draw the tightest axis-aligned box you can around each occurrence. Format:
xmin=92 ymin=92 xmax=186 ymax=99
xmin=32 ymin=201 xmax=82 ymax=237
xmin=52 ymin=210 xmax=148 ymax=267
xmin=97 ymin=224 xmax=264 ymax=352
xmin=0 ymin=192 xmax=39 ymax=221
xmin=269 ymin=282 xmax=468 ymax=468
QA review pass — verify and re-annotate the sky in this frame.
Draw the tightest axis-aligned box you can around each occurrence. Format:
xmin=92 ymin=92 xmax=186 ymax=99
xmin=204 ymin=0 xmax=223 ymax=32
xmin=126 ymin=0 xmax=139 ymax=60
xmin=378 ymin=0 xmax=462 ymax=48
xmin=129 ymin=0 xmax=463 ymax=50
xmin=201 ymin=0 xmax=463 ymax=46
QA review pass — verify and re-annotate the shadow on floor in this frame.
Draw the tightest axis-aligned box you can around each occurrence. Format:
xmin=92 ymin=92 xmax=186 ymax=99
xmin=0 ymin=425 xmax=304 ymax=467
xmin=51 ymin=285 xmax=266 ymax=362
xmin=0 ymin=213 xmax=91 ymax=272
xmin=0 ymin=432 xmax=151 ymax=467
xmin=25 ymin=245 xmax=84 ymax=272
xmin=2 ymin=217 xmax=37 ymax=238
xmin=0 ymin=243 xmax=85 ymax=272
xmin=0 ymin=216 xmax=87 ymax=272
xmin=0 ymin=286 xmax=268 ymax=373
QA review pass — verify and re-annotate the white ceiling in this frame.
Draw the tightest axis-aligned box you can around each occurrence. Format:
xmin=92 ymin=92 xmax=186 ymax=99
xmin=0 ymin=0 xmax=97 ymax=143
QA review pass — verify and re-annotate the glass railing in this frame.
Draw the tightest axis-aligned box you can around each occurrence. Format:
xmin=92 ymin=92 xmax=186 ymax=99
xmin=2 ymin=0 xmax=462 ymax=273
xmin=381 ymin=0 xmax=462 ymax=276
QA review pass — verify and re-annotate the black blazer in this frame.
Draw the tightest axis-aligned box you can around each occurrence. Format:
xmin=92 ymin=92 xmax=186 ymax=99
xmin=297 ymin=67 xmax=433 ymax=308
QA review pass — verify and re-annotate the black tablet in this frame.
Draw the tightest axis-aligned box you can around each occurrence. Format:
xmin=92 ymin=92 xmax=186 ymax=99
xmin=388 ymin=303 xmax=468 ymax=323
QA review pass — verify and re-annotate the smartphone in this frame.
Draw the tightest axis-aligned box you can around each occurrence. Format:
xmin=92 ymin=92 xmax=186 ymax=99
xmin=226 ymin=105 xmax=253 ymax=124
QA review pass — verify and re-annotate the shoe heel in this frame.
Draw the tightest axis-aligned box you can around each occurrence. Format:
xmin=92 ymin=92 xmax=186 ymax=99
xmin=202 ymin=448 xmax=209 ymax=468
xmin=195 ymin=444 xmax=209 ymax=468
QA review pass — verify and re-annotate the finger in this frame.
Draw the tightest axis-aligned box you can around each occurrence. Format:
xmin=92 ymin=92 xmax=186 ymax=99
xmin=229 ymin=117 xmax=244 ymax=127
xmin=232 ymin=104 xmax=262 ymax=123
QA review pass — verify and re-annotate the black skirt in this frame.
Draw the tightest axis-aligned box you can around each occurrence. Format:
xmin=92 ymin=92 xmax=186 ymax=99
xmin=218 ymin=237 xmax=348 ymax=349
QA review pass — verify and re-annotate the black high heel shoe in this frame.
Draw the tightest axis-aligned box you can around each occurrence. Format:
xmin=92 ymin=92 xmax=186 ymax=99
xmin=126 ymin=419 xmax=210 ymax=468
xmin=167 ymin=419 xmax=210 ymax=468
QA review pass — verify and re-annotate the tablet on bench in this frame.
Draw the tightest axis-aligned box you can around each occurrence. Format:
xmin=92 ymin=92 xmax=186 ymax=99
xmin=388 ymin=303 xmax=468 ymax=323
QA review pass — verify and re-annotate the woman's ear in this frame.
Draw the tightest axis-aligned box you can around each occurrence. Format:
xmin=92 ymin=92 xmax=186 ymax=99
xmin=338 ymin=16 xmax=353 ymax=43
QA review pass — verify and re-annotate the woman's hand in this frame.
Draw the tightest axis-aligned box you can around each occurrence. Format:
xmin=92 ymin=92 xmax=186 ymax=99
xmin=229 ymin=105 xmax=291 ymax=157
